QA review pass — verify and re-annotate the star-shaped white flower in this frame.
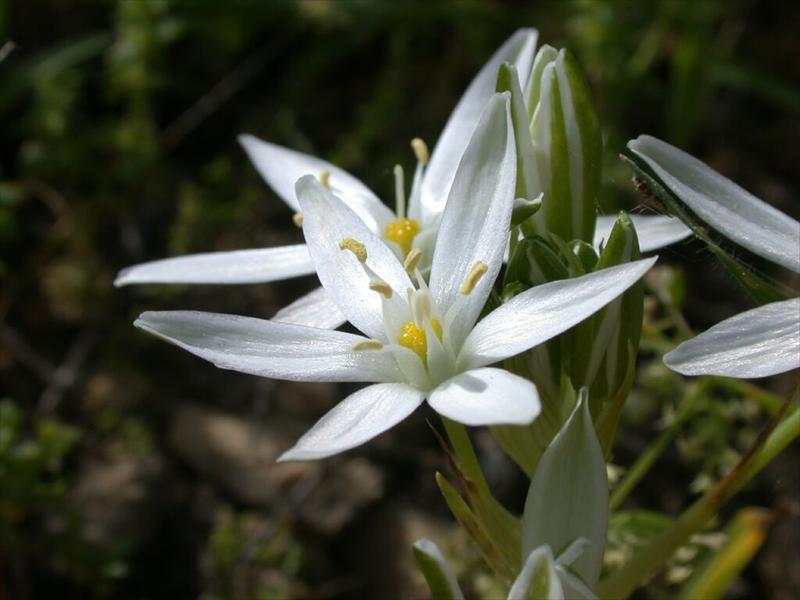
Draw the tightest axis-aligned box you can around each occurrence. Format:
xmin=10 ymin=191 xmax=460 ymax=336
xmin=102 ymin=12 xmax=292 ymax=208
xmin=629 ymin=135 xmax=800 ymax=378
xmin=133 ymin=94 xmax=655 ymax=461
xmin=115 ymin=29 xmax=540 ymax=329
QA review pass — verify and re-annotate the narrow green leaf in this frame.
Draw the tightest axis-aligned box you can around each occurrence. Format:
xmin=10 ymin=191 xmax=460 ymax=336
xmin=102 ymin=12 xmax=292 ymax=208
xmin=412 ymin=538 xmax=465 ymax=600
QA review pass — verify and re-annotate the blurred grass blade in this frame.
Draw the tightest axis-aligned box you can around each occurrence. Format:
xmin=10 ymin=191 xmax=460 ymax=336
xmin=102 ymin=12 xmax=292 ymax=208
xmin=678 ymin=508 xmax=778 ymax=600
xmin=0 ymin=33 xmax=111 ymax=114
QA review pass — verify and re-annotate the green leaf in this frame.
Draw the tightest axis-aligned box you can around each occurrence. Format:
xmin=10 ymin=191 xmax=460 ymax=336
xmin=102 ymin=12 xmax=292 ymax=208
xmin=412 ymin=538 xmax=465 ymax=600
xmin=522 ymin=389 xmax=607 ymax=587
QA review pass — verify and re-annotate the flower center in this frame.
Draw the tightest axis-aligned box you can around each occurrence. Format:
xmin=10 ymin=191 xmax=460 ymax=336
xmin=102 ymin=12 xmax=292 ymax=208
xmin=398 ymin=319 xmax=442 ymax=362
xmin=385 ymin=218 xmax=420 ymax=256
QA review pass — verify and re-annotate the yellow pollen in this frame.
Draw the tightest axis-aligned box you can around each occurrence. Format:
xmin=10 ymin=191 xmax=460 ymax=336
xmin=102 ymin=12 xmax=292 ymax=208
xmin=319 ymin=170 xmax=331 ymax=190
xmin=385 ymin=218 xmax=420 ymax=256
xmin=353 ymin=339 xmax=384 ymax=351
xmin=369 ymin=279 xmax=392 ymax=299
xmin=460 ymin=261 xmax=488 ymax=295
xmin=411 ymin=138 xmax=429 ymax=165
xmin=339 ymin=238 xmax=367 ymax=263
xmin=292 ymin=212 xmax=303 ymax=227
xmin=403 ymin=247 xmax=422 ymax=274
xmin=398 ymin=319 xmax=443 ymax=362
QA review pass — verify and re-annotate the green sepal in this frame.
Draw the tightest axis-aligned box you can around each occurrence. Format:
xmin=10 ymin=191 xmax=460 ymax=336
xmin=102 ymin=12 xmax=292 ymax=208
xmin=570 ymin=212 xmax=643 ymax=415
xmin=511 ymin=194 xmax=543 ymax=228
xmin=505 ymin=235 xmax=569 ymax=289
xmin=497 ymin=63 xmax=539 ymax=203
xmin=526 ymin=49 xmax=601 ymax=244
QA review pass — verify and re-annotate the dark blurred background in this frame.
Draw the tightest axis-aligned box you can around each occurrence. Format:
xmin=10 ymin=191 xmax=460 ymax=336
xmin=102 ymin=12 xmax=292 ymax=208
xmin=1 ymin=1 xmax=798 ymax=598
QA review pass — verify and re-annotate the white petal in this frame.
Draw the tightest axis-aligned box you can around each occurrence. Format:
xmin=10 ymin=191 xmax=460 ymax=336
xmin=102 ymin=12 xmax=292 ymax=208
xmin=296 ymin=175 xmax=413 ymax=340
xmin=664 ymin=298 xmax=800 ymax=378
xmin=239 ymin=134 xmax=394 ymax=232
xmin=421 ymin=28 xmax=538 ymax=222
xmin=509 ymin=546 xmax=564 ymax=600
xmin=427 ymin=367 xmax=540 ymax=426
xmin=272 ymin=286 xmax=346 ymax=329
xmin=460 ymin=258 xmax=657 ymax=369
xmin=114 ymin=245 xmax=315 ymax=286
xmin=277 ymin=383 xmax=425 ymax=461
xmin=134 ymin=310 xmax=402 ymax=382
xmin=594 ymin=215 xmax=691 ymax=254
xmin=429 ymin=93 xmax=516 ymax=348
xmin=629 ymin=135 xmax=800 ymax=273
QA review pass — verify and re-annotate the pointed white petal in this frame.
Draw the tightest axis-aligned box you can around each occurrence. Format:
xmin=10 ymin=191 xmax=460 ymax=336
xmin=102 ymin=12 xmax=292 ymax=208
xmin=134 ymin=310 xmax=402 ymax=382
xmin=239 ymin=134 xmax=394 ymax=232
xmin=272 ymin=286 xmax=346 ymax=329
xmin=412 ymin=539 xmax=466 ymax=600
xmin=460 ymin=258 xmax=657 ymax=369
xmin=114 ymin=245 xmax=315 ymax=287
xmin=664 ymin=298 xmax=800 ymax=378
xmin=429 ymin=93 xmax=516 ymax=348
xmin=509 ymin=546 xmax=564 ymax=600
xmin=427 ymin=367 xmax=540 ymax=426
xmin=296 ymin=175 xmax=413 ymax=340
xmin=277 ymin=383 xmax=424 ymax=461
xmin=421 ymin=28 xmax=538 ymax=221
xmin=522 ymin=390 xmax=607 ymax=588
xmin=594 ymin=215 xmax=691 ymax=254
xmin=629 ymin=135 xmax=800 ymax=273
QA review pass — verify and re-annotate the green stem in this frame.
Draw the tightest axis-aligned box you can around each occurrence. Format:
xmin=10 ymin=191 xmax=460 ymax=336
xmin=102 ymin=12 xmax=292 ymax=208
xmin=598 ymin=394 xmax=799 ymax=599
xmin=442 ymin=418 xmax=521 ymax=570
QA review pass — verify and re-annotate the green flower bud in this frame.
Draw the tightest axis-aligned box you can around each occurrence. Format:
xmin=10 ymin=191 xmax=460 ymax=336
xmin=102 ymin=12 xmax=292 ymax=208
xmin=523 ymin=46 xmax=602 ymax=244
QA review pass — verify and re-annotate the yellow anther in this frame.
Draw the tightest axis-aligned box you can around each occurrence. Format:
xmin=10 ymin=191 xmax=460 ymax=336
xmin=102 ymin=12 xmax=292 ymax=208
xmin=369 ymin=279 xmax=393 ymax=299
xmin=460 ymin=261 xmax=488 ymax=295
xmin=398 ymin=319 xmax=443 ymax=362
xmin=292 ymin=212 xmax=304 ymax=227
xmin=319 ymin=169 xmax=331 ymax=190
xmin=384 ymin=218 xmax=420 ymax=256
xmin=411 ymin=138 xmax=429 ymax=165
xmin=339 ymin=238 xmax=367 ymax=263
xmin=403 ymin=247 xmax=422 ymax=274
xmin=352 ymin=339 xmax=384 ymax=351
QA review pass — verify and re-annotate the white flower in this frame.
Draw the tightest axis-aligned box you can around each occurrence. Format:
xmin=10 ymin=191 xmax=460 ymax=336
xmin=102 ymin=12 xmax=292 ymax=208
xmin=115 ymin=29 xmax=540 ymax=330
xmin=629 ymin=135 xmax=800 ymax=378
xmin=134 ymin=94 xmax=656 ymax=461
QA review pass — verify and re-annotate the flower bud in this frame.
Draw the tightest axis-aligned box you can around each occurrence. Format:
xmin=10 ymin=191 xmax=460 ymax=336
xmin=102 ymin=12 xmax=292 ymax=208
xmin=523 ymin=46 xmax=602 ymax=244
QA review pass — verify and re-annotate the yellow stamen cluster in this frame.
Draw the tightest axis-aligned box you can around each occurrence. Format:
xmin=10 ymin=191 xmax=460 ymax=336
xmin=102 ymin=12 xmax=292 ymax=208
xmin=398 ymin=319 xmax=443 ymax=362
xmin=292 ymin=212 xmax=304 ymax=227
xmin=385 ymin=218 xmax=420 ymax=256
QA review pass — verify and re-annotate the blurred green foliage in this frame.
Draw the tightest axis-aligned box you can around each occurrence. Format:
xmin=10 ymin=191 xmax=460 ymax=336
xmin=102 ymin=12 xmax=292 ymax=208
xmin=1 ymin=0 xmax=797 ymax=598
